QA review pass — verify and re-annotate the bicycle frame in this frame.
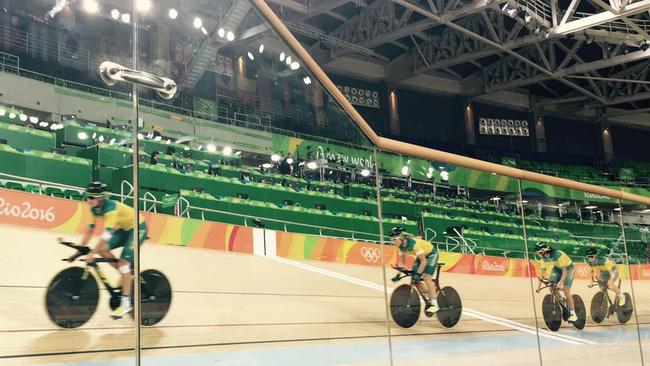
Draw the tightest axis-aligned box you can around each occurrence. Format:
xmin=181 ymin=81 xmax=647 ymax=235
xmin=59 ymin=239 xmax=121 ymax=296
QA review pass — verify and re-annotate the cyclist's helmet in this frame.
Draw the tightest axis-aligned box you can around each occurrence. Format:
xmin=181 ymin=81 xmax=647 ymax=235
xmin=389 ymin=227 xmax=405 ymax=238
xmin=534 ymin=241 xmax=551 ymax=253
xmin=84 ymin=181 xmax=108 ymax=198
xmin=585 ymin=247 xmax=599 ymax=256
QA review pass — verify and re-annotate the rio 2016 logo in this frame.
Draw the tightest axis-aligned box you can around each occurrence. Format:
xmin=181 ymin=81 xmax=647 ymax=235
xmin=361 ymin=247 xmax=382 ymax=263
xmin=0 ymin=196 xmax=55 ymax=222
xmin=481 ymin=260 xmax=506 ymax=272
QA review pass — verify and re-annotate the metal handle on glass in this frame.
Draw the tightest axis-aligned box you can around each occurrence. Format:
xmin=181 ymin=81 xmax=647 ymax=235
xmin=99 ymin=61 xmax=177 ymax=100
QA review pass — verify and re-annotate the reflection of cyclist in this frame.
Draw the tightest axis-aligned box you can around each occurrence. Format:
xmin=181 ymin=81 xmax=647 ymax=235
xmin=390 ymin=227 xmax=439 ymax=316
xmin=535 ymin=242 xmax=578 ymax=322
xmin=79 ymin=182 xmax=147 ymax=319
xmin=585 ymin=247 xmax=625 ymax=306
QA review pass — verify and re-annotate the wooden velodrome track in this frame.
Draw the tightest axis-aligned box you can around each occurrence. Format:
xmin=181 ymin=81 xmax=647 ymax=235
xmin=1 ymin=223 xmax=648 ymax=365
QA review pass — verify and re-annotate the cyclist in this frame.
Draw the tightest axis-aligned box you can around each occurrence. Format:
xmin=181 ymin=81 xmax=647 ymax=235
xmin=79 ymin=182 xmax=147 ymax=319
xmin=390 ymin=227 xmax=439 ymax=316
xmin=585 ymin=247 xmax=625 ymax=306
xmin=535 ymin=241 xmax=578 ymax=322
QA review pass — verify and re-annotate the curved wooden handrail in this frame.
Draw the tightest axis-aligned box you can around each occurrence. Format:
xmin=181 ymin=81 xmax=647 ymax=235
xmin=250 ymin=0 xmax=650 ymax=206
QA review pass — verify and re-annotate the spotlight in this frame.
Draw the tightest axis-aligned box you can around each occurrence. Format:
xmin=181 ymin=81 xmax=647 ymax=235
xmin=303 ymin=76 xmax=312 ymax=85
xmin=247 ymin=52 xmax=254 ymax=60
xmin=441 ymin=171 xmax=449 ymax=181
xmin=641 ymin=41 xmax=649 ymax=51
xmin=136 ymin=0 xmax=151 ymax=13
xmin=29 ymin=116 xmax=38 ymax=124
xmin=194 ymin=17 xmax=203 ymax=29
xmin=39 ymin=121 xmax=48 ymax=127
xmin=201 ymin=27 xmax=208 ymax=35
xmin=280 ymin=52 xmax=286 ymax=62
xmin=258 ymin=44 xmax=265 ymax=53
xmin=585 ymin=205 xmax=598 ymax=209
xmin=524 ymin=13 xmax=532 ymax=24
xmin=184 ymin=146 xmax=191 ymax=151
xmin=501 ymin=3 xmax=509 ymax=12
xmin=19 ymin=113 xmax=27 ymax=121
xmin=121 ymin=13 xmax=130 ymax=23
xmin=137 ymin=133 xmax=143 ymax=140
xmin=111 ymin=9 xmax=120 ymax=19
xmin=234 ymin=151 xmax=241 ymax=156
xmin=285 ymin=56 xmax=292 ymax=65
xmin=168 ymin=8 xmax=178 ymax=19
xmin=401 ymin=165 xmax=409 ymax=176
xmin=0 ymin=108 xmax=5 ymax=116
xmin=226 ymin=31 xmax=235 ymax=41
xmin=360 ymin=169 xmax=370 ymax=177
xmin=306 ymin=161 xmax=318 ymax=170
xmin=98 ymin=135 xmax=105 ymax=142
xmin=426 ymin=172 xmax=433 ymax=179
xmin=82 ymin=0 xmax=99 ymax=14
xmin=218 ymin=28 xmax=225 ymax=38
xmin=166 ymin=139 xmax=171 ymax=144
xmin=77 ymin=132 xmax=88 ymax=140
xmin=290 ymin=61 xmax=300 ymax=70
xmin=507 ymin=8 xmax=518 ymax=18
xmin=206 ymin=144 xmax=216 ymax=152
xmin=154 ymin=136 xmax=162 ymax=141
xmin=223 ymin=146 xmax=233 ymax=156
xmin=286 ymin=157 xmax=294 ymax=164
xmin=262 ymin=163 xmax=273 ymax=169
xmin=271 ymin=154 xmax=281 ymax=162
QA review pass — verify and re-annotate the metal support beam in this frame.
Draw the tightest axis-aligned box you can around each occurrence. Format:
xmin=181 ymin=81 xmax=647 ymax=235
xmin=552 ymin=0 xmax=650 ymax=35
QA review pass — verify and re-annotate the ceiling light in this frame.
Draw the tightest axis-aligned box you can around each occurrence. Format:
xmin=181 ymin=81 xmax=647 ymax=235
xmin=98 ymin=135 xmax=105 ymax=142
xmin=29 ymin=116 xmax=38 ymax=124
xmin=306 ymin=161 xmax=318 ymax=170
xmin=8 ymin=112 xmax=15 ymax=119
xmin=121 ymin=13 xmax=130 ymax=23
xmin=82 ymin=0 xmax=99 ymax=14
xmin=0 ymin=108 xmax=5 ymax=116
xmin=206 ymin=144 xmax=216 ymax=152
xmin=280 ymin=52 xmax=286 ymax=62
xmin=168 ymin=8 xmax=178 ymax=19
xmin=524 ymin=13 xmax=532 ymax=24
xmin=223 ymin=146 xmax=233 ymax=156
xmin=234 ymin=151 xmax=241 ymax=156
xmin=361 ymin=169 xmax=370 ymax=177
xmin=136 ymin=0 xmax=151 ymax=12
xmin=286 ymin=157 xmax=294 ymax=164
xmin=285 ymin=56 xmax=292 ymax=65
xmin=39 ymin=121 xmax=48 ymax=127
xmin=491 ymin=197 xmax=501 ymax=201
xmin=166 ymin=139 xmax=171 ymax=144
xmin=258 ymin=44 xmax=264 ymax=53
xmin=501 ymin=3 xmax=509 ymax=12
xmin=218 ymin=28 xmax=225 ymax=38
xmin=507 ymin=8 xmax=518 ymax=17
xmin=303 ymin=76 xmax=311 ymax=85
xmin=271 ymin=154 xmax=282 ymax=162
xmin=290 ymin=61 xmax=300 ymax=70
xmin=247 ymin=52 xmax=254 ymax=60
xmin=426 ymin=172 xmax=433 ymax=179
xmin=77 ymin=132 xmax=88 ymax=140
xmin=401 ymin=166 xmax=409 ymax=176
xmin=184 ymin=146 xmax=190 ymax=151
xmin=19 ymin=113 xmax=27 ymax=121
xmin=585 ymin=205 xmax=597 ymax=209
xmin=226 ymin=31 xmax=235 ymax=41
xmin=137 ymin=133 xmax=143 ymax=140
xmin=262 ymin=163 xmax=273 ymax=169
xmin=154 ymin=136 xmax=162 ymax=141
xmin=201 ymin=26 xmax=208 ymax=35
xmin=441 ymin=171 xmax=449 ymax=181
xmin=111 ymin=9 xmax=120 ymax=20
xmin=109 ymin=138 xmax=116 ymax=145
xmin=194 ymin=17 xmax=203 ymax=29
xmin=50 ymin=124 xmax=58 ymax=130
xmin=642 ymin=208 xmax=650 ymax=213
xmin=534 ymin=27 xmax=541 ymax=35
xmin=613 ymin=207 xmax=622 ymax=211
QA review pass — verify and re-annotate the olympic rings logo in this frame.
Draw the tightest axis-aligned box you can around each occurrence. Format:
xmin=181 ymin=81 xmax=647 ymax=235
xmin=361 ymin=247 xmax=382 ymax=263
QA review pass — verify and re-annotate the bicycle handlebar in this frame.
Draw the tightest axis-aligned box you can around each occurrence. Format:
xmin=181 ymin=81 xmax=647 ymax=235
xmin=57 ymin=238 xmax=117 ymax=264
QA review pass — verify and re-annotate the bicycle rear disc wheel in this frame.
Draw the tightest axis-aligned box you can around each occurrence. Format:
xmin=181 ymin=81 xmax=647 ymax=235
xmin=437 ymin=286 xmax=462 ymax=328
xmin=572 ymin=294 xmax=586 ymax=330
xmin=140 ymin=269 xmax=172 ymax=326
xmin=616 ymin=293 xmax=633 ymax=324
xmin=45 ymin=267 xmax=99 ymax=329
xmin=390 ymin=284 xmax=420 ymax=328
xmin=590 ymin=291 xmax=608 ymax=324
xmin=542 ymin=294 xmax=562 ymax=332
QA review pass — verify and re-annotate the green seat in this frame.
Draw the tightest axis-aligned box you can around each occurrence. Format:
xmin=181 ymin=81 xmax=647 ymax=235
xmin=63 ymin=189 xmax=83 ymax=201
xmin=5 ymin=182 xmax=23 ymax=191
xmin=44 ymin=187 xmax=64 ymax=198
xmin=24 ymin=184 xmax=41 ymax=194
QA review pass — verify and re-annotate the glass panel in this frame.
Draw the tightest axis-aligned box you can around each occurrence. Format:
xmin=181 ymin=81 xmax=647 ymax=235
xmin=374 ymin=152 xmax=541 ymax=365
xmin=0 ymin=0 xmax=136 ymax=364
xmin=134 ymin=1 xmax=389 ymax=365
xmin=618 ymin=196 xmax=649 ymax=363
xmin=520 ymin=181 xmax=643 ymax=364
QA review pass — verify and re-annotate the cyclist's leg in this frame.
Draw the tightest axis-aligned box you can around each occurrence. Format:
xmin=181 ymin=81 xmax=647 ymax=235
xmin=562 ymin=265 xmax=575 ymax=312
xmin=421 ymin=252 xmax=439 ymax=301
xmin=95 ymin=235 xmax=120 ymax=270
xmin=118 ymin=223 xmax=147 ymax=299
